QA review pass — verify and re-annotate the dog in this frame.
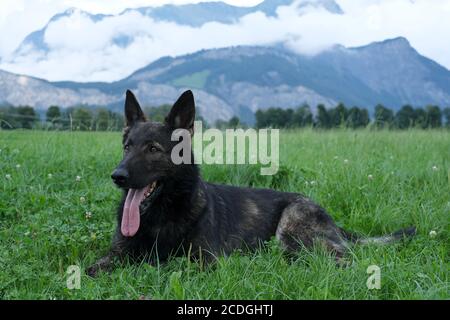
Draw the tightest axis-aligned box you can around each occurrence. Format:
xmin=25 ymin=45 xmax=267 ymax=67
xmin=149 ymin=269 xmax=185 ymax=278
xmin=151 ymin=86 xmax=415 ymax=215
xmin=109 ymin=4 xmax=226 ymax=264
xmin=87 ymin=90 xmax=416 ymax=276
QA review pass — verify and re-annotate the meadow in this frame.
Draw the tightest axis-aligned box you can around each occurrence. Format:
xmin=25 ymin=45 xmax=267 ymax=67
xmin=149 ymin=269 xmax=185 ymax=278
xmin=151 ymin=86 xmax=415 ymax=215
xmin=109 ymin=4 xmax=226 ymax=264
xmin=0 ymin=129 xmax=448 ymax=299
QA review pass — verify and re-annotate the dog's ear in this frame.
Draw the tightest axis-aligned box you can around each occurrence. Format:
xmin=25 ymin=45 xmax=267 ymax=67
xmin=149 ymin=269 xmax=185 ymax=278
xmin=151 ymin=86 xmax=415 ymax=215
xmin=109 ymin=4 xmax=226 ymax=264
xmin=124 ymin=90 xmax=146 ymax=127
xmin=165 ymin=90 xmax=195 ymax=133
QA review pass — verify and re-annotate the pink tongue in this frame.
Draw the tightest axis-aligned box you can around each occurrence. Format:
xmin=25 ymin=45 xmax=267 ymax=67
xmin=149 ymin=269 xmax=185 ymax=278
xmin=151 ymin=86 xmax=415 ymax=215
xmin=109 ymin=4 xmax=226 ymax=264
xmin=121 ymin=188 xmax=146 ymax=237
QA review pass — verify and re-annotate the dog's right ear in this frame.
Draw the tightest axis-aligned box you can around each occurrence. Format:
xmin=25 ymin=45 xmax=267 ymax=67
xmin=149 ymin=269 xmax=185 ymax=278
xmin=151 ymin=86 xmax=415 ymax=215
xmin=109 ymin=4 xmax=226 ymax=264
xmin=124 ymin=90 xmax=146 ymax=127
xmin=165 ymin=90 xmax=195 ymax=134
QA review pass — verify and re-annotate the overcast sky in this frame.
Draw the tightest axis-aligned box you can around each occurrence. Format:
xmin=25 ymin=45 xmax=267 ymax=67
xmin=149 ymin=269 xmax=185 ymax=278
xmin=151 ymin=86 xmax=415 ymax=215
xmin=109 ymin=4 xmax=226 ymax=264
xmin=0 ymin=0 xmax=261 ymax=54
xmin=0 ymin=0 xmax=449 ymax=82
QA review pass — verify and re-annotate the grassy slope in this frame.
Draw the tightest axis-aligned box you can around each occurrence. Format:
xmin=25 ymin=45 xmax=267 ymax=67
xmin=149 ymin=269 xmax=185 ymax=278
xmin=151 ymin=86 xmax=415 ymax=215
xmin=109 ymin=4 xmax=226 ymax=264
xmin=0 ymin=129 xmax=448 ymax=299
xmin=171 ymin=70 xmax=211 ymax=89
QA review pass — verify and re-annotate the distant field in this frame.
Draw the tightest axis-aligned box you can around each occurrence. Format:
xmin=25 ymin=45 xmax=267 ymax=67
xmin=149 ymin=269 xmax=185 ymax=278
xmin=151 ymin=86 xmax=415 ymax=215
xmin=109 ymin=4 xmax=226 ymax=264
xmin=171 ymin=70 xmax=211 ymax=89
xmin=0 ymin=129 xmax=448 ymax=299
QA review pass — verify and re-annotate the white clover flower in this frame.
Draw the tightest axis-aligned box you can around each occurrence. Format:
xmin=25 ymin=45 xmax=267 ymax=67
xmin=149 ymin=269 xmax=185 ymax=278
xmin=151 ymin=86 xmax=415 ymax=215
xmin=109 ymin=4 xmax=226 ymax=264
xmin=368 ymin=174 xmax=373 ymax=180
xmin=432 ymin=166 xmax=438 ymax=171
xmin=5 ymin=174 xmax=11 ymax=180
xmin=304 ymin=181 xmax=310 ymax=186
xmin=16 ymin=164 xmax=21 ymax=169
xmin=80 ymin=196 xmax=86 ymax=203
xmin=310 ymin=180 xmax=316 ymax=186
xmin=48 ymin=173 xmax=53 ymax=178
xmin=343 ymin=159 xmax=349 ymax=164
xmin=76 ymin=175 xmax=81 ymax=182
xmin=429 ymin=230 xmax=437 ymax=238
xmin=85 ymin=211 xmax=92 ymax=219
xmin=333 ymin=156 xmax=339 ymax=160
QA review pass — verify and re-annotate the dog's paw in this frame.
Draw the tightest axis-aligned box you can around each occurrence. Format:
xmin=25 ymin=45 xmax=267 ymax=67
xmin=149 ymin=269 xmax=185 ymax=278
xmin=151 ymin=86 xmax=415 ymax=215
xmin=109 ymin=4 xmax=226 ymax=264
xmin=86 ymin=264 xmax=101 ymax=278
xmin=86 ymin=255 xmax=115 ymax=277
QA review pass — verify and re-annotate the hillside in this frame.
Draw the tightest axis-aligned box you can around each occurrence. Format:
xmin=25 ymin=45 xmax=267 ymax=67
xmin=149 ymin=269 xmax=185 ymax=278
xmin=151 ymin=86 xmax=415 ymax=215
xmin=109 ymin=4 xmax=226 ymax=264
xmin=2 ymin=38 xmax=450 ymax=124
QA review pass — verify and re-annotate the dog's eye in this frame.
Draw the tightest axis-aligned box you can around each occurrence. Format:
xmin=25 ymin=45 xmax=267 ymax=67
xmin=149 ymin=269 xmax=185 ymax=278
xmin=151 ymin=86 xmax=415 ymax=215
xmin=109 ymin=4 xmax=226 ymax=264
xmin=124 ymin=145 xmax=130 ymax=152
xmin=149 ymin=146 xmax=157 ymax=153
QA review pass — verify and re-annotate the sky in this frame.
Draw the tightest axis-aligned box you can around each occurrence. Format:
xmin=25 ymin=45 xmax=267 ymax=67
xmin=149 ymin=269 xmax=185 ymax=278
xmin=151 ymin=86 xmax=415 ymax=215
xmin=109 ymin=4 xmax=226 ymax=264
xmin=0 ymin=0 xmax=261 ymax=56
xmin=0 ymin=0 xmax=449 ymax=82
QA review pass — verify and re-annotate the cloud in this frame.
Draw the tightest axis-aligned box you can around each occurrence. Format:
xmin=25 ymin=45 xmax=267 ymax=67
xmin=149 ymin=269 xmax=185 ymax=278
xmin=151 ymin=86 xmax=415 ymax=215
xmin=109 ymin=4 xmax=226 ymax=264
xmin=0 ymin=0 xmax=449 ymax=82
xmin=0 ymin=0 xmax=262 ymax=58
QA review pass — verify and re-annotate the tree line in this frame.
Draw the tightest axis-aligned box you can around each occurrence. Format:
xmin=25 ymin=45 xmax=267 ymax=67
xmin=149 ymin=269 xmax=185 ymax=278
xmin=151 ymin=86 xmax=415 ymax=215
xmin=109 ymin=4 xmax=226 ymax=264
xmin=0 ymin=105 xmax=124 ymax=131
xmin=1 ymin=103 xmax=449 ymax=130
xmin=255 ymin=103 xmax=450 ymax=129
xmin=0 ymin=103 xmax=211 ymax=131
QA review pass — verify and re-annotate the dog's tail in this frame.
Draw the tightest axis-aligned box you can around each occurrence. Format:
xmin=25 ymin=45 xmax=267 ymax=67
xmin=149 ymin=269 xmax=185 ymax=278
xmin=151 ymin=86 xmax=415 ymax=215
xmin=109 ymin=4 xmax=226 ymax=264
xmin=340 ymin=226 xmax=417 ymax=245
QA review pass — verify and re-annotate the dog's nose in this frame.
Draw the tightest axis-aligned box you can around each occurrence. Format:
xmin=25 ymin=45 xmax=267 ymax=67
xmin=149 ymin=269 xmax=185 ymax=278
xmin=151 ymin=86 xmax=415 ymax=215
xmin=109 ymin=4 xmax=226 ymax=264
xmin=111 ymin=168 xmax=129 ymax=186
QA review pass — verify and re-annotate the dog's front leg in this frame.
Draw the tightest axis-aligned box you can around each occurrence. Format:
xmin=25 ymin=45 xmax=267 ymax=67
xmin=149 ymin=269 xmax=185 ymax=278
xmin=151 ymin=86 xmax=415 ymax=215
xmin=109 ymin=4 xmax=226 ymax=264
xmin=86 ymin=251 xmax=120 ymax=277
xmin=86 ymin=232 xmax=127 ymax=277
xmin=86 ymin=245 xmax=126 ymax=277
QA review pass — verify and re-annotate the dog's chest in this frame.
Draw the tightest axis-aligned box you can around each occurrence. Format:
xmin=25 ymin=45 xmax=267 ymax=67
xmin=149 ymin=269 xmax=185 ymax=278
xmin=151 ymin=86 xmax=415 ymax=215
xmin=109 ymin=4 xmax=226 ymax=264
xmin=125 ymin=211 xmax=192 ymax=258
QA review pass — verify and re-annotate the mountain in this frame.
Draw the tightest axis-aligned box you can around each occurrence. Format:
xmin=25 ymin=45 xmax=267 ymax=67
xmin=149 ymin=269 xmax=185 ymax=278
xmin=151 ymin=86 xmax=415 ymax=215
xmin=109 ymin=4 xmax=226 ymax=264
xmin=116 ymin=46 xmax=338 ymax=119
xmin=0 ymin=69 xmax=235 ymax=124
xmin=133 ymin=0 xmax=343 ymax=26
xmin=11 ymin=9 xmax=112 ymax=58
xmin=2 ymin=38 xmax=450 ymax=124
xmin=0 ymin=69 xmax=116 ymax=108
xmin=11 ymin=0 xmax=343 ymax=58
xmin=314 ymin=37 xmax=450 ymax=108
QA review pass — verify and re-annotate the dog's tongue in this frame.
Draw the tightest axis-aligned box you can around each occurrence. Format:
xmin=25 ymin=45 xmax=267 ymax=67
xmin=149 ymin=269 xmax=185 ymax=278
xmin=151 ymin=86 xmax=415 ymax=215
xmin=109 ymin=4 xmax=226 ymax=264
xmin=121 ymin=188 xmax=146 ymax=237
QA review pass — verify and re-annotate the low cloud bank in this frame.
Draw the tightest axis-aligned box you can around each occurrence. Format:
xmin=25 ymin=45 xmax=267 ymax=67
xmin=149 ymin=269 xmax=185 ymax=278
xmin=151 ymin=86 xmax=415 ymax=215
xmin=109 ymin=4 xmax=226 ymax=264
xmin=0 ymin=0 xmax=449 ymax=82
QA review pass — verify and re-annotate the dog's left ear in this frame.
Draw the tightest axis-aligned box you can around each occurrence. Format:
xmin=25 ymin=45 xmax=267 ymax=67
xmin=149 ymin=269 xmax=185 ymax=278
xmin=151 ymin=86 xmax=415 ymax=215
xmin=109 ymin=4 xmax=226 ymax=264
xmin=165 ymin=90 xmax=195 ymax=134
xmin=124 ymin=90 xmax=146 ymax=127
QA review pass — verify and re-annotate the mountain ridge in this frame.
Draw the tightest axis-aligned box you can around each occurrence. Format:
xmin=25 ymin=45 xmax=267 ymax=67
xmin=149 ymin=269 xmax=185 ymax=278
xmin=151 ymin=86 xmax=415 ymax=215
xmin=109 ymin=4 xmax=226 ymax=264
xmin=1 ymin=38 xmax=450 ymax=124
xmin=9 ymin=0 xmax=343 ymax=63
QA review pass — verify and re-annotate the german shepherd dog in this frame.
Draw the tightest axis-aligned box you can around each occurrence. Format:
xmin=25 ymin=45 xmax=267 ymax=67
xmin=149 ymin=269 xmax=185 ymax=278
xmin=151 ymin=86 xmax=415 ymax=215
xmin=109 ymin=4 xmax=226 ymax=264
xmin=87 ymin=90 xmax=416 ymax=276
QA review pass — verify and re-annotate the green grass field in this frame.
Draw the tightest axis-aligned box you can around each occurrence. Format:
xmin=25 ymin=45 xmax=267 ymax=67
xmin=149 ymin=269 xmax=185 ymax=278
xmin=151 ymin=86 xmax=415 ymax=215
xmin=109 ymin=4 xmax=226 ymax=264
xmin=0 ymin=129 xmax=448 ymax=299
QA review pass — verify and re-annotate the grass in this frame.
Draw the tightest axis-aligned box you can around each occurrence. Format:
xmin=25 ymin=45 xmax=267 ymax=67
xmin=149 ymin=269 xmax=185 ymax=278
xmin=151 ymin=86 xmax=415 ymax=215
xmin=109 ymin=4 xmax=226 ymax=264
xmin=0 ymin=129 xmax=448 ymax=299
xmin=171 ymin=70 xmax=211 ymax=89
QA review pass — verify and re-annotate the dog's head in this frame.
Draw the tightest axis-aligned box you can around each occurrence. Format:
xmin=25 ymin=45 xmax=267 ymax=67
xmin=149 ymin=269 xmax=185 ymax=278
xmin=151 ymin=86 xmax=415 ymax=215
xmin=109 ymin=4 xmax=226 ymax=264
xmin=112 ymin=89 xmax=195 ymax=237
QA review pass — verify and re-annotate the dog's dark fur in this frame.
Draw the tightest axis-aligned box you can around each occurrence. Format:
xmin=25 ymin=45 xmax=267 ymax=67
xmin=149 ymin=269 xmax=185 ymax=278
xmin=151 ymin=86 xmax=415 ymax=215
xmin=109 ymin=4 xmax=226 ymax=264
xmin=87 ymin=90 xmax=416 ymax=276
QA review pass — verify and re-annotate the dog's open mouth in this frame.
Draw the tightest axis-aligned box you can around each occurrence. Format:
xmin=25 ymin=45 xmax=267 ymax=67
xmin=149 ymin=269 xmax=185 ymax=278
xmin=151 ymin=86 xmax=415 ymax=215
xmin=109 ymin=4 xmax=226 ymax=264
xmin=121 ymin=181 xmax=162 ymax=237
xmin=143 ymin=181 xmax=158 ymax=199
